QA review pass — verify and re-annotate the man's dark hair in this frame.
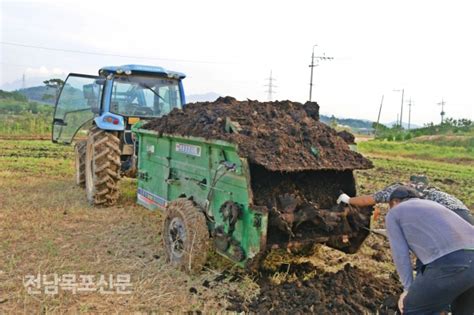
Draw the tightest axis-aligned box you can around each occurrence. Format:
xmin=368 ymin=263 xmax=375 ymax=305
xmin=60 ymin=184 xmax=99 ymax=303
xmin=389 ymin=186 xmax=420 ymax=202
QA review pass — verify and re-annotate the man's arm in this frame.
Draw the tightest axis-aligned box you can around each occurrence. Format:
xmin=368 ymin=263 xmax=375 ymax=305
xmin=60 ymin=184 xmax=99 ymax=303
xmin=348 ymin=195 xmax=376 ymax=206
xmin=386 ymin=211 xmax=414 ymax=291
xmin=337 ymin=183 xmax=402 ymax=206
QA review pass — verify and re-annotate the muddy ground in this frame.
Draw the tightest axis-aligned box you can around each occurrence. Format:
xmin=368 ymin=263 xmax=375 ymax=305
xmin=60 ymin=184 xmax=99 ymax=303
xmin=143 ymin=97 xmax=372 ymax=172
xmin=226 ymin=262 xmax=402 ymax=314
xmin=231 ymin=262 xmax=401 ymax=314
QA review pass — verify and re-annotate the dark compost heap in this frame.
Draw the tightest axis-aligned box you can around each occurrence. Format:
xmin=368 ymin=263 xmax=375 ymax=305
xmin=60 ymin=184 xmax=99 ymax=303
xmin=227 ymin=263 xmax=402 ymax=314
xmin=143 ymin=96 xmax=372 ymax=172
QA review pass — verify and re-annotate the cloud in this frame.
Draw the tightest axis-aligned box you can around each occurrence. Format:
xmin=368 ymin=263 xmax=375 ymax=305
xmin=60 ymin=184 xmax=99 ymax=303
xmin=25 ymin=66 xmax=66 ymax=77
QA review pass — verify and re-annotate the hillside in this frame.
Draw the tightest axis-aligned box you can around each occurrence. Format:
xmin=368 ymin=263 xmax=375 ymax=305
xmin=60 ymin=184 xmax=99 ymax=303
xmin=17 ymin=86 xmax=56 ymax=104
xmin=0 ymin=90 xmax=27 ymax=102
xmin=320 ymin=115 xmax=374 ymax=132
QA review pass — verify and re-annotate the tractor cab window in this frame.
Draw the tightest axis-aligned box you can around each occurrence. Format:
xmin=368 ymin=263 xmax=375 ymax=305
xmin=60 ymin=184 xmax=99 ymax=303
xmin=110 ymin=75 xmax=182 ymax=117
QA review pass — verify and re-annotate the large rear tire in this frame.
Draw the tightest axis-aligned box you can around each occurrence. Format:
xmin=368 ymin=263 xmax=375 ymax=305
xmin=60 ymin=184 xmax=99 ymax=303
xmin=85 ymin=126 xmax=121 ymax=206
xmin=74 ymin=140 xmax=86 ymax=187
xmin=163 ymin=199 xmax=209 ymax=273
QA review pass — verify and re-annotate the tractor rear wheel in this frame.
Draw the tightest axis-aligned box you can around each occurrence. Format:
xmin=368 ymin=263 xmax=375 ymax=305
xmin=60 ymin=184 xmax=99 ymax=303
xmin=163 ymin=199 xmax=209 ymax=273
xmin=85 ymin=126 xmax=121 ymax=206
xmin=74 ymin=140 xmax=87 ymax=187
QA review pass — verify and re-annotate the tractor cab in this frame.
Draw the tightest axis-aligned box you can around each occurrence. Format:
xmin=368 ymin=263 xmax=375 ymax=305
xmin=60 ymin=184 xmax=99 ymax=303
xmin=52 ymin=64 xmax=186 ymax=144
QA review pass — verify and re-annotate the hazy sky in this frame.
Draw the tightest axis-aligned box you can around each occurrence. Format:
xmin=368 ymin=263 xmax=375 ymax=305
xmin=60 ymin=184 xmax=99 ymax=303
xmin=1 ymin=0 xmax=473 ymax=124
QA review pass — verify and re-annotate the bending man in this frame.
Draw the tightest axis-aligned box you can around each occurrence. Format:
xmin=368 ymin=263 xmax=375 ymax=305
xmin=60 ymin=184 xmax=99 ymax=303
xmin=385 ymin=186 xmax=474 ymax=314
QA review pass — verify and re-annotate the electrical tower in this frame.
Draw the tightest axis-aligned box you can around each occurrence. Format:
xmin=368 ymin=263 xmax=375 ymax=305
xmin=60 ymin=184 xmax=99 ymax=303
xmin=21 ymin=73 xmax=26 ymax=90
xmin=308 ymin=45 xmax=333 ymax=101
xmin=264 ymin=70 xmax=277 ymax=101
xmin=437 ymin=99 xmax=446 ymax=124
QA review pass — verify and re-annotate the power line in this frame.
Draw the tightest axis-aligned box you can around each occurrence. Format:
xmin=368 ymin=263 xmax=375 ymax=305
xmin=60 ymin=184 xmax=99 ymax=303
xmin=264 ymin=70 xmax=277 ymax=101
xmin=0 ymin=61 xmax=37 ymax=68
xmin=0 ymin=41 xmax=225 ymax=64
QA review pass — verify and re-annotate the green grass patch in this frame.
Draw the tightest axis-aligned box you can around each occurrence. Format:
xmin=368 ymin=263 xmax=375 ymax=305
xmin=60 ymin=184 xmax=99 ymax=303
xmin=0 ymin=140 xmax=74 ymax=177
xmin=359 ymin=140 xmax=474 ymax=164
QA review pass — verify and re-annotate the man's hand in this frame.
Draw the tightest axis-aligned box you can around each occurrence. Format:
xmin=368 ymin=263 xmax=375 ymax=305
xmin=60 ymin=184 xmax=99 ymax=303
xmin=337 ymin=193 xmax=351 ymax=204
xmin=398 ymin=291 xmax=408 ymax=313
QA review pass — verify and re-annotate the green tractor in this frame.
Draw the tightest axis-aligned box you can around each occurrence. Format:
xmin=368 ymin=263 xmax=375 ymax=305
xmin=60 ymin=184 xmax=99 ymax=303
xmin=52 ymin=65 xmax=186 ymax=206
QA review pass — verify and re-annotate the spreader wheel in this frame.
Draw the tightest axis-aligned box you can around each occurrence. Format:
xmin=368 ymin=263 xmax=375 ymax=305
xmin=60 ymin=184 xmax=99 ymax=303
xmin=163 ymin=198 xmax=210 ymax=273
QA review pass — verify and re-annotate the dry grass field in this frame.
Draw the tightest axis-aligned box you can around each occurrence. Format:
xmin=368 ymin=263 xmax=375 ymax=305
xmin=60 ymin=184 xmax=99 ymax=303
xmin=1 ymin=139 xmax=472 ymax=313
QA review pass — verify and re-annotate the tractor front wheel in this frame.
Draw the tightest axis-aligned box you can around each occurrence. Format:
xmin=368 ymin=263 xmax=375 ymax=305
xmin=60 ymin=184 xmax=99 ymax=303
xmin=85 ymin=126 xmax=121 ymax=206
xmin=163 ymin=199 xmax=209 ymax=273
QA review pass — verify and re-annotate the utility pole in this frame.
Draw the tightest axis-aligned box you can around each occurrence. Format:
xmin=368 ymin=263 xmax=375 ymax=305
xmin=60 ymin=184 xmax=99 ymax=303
xmin=437 ymin=99 xmax=446 ymax=124
xmin=374 ymin=95 xmax=384 ymax=137
xmin=407 ymin=98 xmax=414 ymax=130
xmin=308 ymin=45 xmax=333 ymax=101
xmin=308 ymin=45 xmax=317 ymax=102
xmin=264 ymin=70 xmax=277 ymax=101
xmin=393 ymin=89 xmax=405 ymax=128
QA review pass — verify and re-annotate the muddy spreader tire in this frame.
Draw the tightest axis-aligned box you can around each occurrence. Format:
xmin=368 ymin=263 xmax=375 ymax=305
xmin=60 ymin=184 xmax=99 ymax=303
xmin=74 ymin=140 xmax=87 ymax=187
xmin=85 ymin=126 xmax=121 ymax=206
xmin=163 ymin=199 xmax=210 ymax=273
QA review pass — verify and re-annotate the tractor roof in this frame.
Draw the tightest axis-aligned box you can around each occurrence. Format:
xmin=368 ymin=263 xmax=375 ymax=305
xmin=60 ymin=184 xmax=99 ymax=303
xmin=99 ymin=64 xmax=186 ymax=79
